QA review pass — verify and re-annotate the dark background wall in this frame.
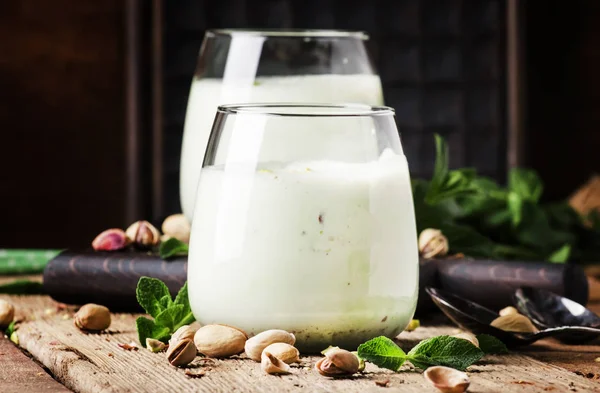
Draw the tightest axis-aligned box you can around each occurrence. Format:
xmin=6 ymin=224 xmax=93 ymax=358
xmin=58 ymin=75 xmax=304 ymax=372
xmin=0 ymin=0 xmax=598 ymax=248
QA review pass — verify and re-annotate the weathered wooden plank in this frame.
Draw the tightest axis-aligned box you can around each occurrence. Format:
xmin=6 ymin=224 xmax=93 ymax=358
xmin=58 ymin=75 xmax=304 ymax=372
xmin=0 ymin=336 xmax=71 ymax=393
xmin=2 ymin=294 xmax=598 ymax=393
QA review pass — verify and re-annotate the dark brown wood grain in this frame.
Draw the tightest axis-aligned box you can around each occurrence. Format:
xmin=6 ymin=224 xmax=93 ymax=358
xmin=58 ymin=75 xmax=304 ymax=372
xmin=0 ymin=0 xmax=128 ymax=249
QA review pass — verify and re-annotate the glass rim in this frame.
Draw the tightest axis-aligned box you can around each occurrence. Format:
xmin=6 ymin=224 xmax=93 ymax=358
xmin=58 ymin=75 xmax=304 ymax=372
xmin=206 ymin=29 xmax=369 ymax=40
xmin=216 ymin=103 xmax=395 ymax=117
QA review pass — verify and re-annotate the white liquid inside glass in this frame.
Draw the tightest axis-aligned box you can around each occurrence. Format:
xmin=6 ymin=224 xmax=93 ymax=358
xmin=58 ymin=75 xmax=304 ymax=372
xmin=188 ymin=149 xmax=419 ymax=350
xmin=180 ymin=74 xmax=384 ymax=221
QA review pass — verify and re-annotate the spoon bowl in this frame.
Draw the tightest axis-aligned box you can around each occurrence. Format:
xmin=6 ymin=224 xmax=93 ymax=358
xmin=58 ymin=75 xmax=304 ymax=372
xmin=514 ymin=287 xmax=600 ymax=344
xmin=426 ymin=287 xmax=600 ymax=347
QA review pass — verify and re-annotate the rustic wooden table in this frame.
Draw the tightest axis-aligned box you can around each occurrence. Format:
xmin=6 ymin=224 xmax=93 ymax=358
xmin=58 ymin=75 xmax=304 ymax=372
xmin=1 ymin=276 xmax=600 ymax=393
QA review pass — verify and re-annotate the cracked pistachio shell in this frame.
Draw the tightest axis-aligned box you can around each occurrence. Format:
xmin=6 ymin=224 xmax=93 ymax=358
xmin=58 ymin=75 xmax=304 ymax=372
xmin=74 ymin=304 xmax=111 ymax=331
xmin=315 ymin=348 xmax=359 ymax=377
xmin=0 ymin=300 xmax=15 ymax=329
xmin=166 ymin=338 xmax=197 ymax=367
xmin=262 ymin=343 xmax=300 ymax=364
xmin=491 ymin=313 xmax=538 ymax=333
xmin=245 ymin=329 xmax=296 ymax=362
xmin=424 ymin=366 xmax=470 ymax=393
xmin=261 ymin=351 xmax=291 ymax=375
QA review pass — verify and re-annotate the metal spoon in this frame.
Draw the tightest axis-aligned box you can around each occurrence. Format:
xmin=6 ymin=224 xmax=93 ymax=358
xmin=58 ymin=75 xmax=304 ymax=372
xmin=514 ymin=287 xmax=600 ymax=344
xmin=426 ymin=287 xmax=600 ymax=347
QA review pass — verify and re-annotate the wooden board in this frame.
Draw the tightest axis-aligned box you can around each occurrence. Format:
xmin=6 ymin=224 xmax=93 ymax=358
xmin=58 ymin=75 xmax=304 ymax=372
xmin=3 ymin=294 xmax=600 ymax=393
xmin=0 ymin=336 xmax=71 ymax=393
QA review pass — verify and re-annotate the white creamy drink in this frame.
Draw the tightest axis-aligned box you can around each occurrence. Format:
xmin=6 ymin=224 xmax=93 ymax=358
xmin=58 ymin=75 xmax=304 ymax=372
xmin=179 ymin=74 xmax=384 ymax=221
xmin=188 ymin=149 xmax=419 ymax=351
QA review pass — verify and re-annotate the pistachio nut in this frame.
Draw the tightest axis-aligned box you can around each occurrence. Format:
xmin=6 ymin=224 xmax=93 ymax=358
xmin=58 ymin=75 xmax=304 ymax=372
xmin=244 ymin=329 xmax=296 ymax=362
xmin=491 ymin=313 xmax=538 ymax=333
xmin=125 ymin=220 xmax=160 ymax=249
xmin=499 ymin=306 xmax=519 ymax=316
xmin=146 ymin=338 xmax=167 ymax=353
xmin=424 ymin=366 xmax=470 ymax=393
xmin=0 ymin=299 xmax=15 ymax=328
xmin=261 ymin=351 xmax=291 ymax=375
xmin=162 ymin=214 xmax=191 ymax=244
xmin=262 ymin=343 xmax=300 ymax=364
xmin=166 ymin=338 xmax=197 ymax=367
xmin=74 ymin=303 xmax=111 ymax=331
xmin=194 ymin=324 xmax=247 ymax=358
xmin=418 ymin=228 xmax=449 ymax=259
xmin=171 ymin=325 xmax=198 ymax=343
xmin=452 ymin=332 xmax=479 ymax=347
xmin=315 ymin=348 xmax=359 ymax=377
xmin=92 ymin=228 xmax=130 ymax=251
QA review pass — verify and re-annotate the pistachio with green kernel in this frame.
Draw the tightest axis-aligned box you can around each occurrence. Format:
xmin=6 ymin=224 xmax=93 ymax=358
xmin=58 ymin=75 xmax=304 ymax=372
xmin=74 ymin=303 xmax=111 ymax=331
xmin=0 ymin=299 xmax=15 ymax=328
xmin=405 ymin=319 xmax=421 ymax=332
xmin=315 ymin=348 xmax=359 ymax=377
xmin=146 ymin=338 xmax=167 ymax=353
xmin=166 ymin=338 xmax=197 ymax=367
xmin=126 ymin=220 xmax=160 ymax=249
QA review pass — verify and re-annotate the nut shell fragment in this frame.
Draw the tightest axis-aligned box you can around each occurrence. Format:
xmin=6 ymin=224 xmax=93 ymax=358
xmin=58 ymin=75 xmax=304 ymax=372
xmin=126 ymin=220 xmax=160 ymax=248
xmin=491 ymin=313 xmax=538 ymax=333
xmin=424 ymin=366 xmax=470 ymax=393
xmin=452 ymin=332 xmax=479 ymax=347
xmin=262 ymin=343 xmax=300 ymax=364
xmin=171 ymin=325 xmax=198 ymax=343
xmin=315 ymin=348 xmax=359 ymax=377
xmin=74 ymin=304 xmax=111 ymax=331
xmin=499 ymin=306 xmax=519 ymax=316
xmin=0 ymin=300 xmax=15 ymax=328
xmin=244 ymin=329 xmax=296 ymax=362
xmin=194 ymin=324 xmax=247 ymax=358
xmin=261 ymin=351 xmax=291 ymax=375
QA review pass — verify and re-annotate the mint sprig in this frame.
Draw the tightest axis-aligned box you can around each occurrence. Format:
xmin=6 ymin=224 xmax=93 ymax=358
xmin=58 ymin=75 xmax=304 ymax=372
xmin=135 ymin=277 xmax=195 ymax=345
xmin=476 ymin=334 xmax=509 ymax=354
xmin=358 ymin=335 xmax=503 ymax=372
xmin=159 ymin=238 xmax=189 ymax=259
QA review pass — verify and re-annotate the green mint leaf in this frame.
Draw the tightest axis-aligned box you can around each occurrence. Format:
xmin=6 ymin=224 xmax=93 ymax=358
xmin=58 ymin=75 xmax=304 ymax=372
xmin=173 ymin=282 xmax=195 ymax=330
xmin=136 ymin=277 xmax=171 ymax=318
xmin=509 ymin=168 xmax=543 ymax=203
xmin=548 ymin=244 xmax=571 ymax=263
xmin=159 ymin=238 xmax=189 ymax=259
xmin=406 ymin=335 xmax=484 ymax=371
xmin=155 ymin=304 xmax=184 ymax=331
xmin=5 ymin=321 xmax=16 ymax=336
xmin=507 ymin=192 xmax=523 ymax=227
xmin=476 ymin=334 xmax=509 ymax=354
xmin=357 ymin=336 xmax=407 ymax=371
xmin=136 ymin=316 xmax=170 ymax=345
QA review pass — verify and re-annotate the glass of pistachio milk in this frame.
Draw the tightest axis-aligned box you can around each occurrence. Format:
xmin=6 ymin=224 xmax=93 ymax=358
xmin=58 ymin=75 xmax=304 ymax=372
xmin=187 ymin=103 xmax=419 ymax=352
xmin=180 ymin=29 xmax=384 ymax=222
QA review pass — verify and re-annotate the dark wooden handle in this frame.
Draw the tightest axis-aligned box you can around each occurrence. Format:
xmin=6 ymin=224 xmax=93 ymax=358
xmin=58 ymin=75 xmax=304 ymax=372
xmin=43 ymin=251 xmax=590 ymax=313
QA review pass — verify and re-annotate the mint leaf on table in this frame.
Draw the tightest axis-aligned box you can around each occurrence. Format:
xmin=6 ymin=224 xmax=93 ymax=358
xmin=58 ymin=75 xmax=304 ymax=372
xmin=0 ymin=279 xmax=44 ymax=294
xmin=5 ymin=321 xmax=16 ymax=336
xmin=509 ymin=168 xmax=543 ymax=203
xmin=406 ymin=335 xmax=484 ymax=371
xmin=159 ymin=238 xmax=189 ymax=259
xmin=357 ymin=336 xmax=407 ymax=371
xmin=476 ymin=334 xmax=509 ymax=355
xmin=548 ymin=244 xmax=572 ymax=264
xmin=135 ymin=277 xmax=195 ymax=345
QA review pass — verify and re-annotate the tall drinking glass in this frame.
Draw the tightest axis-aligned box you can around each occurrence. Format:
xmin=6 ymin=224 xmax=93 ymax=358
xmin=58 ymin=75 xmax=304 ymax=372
xmin=188 ymin=104 xmax=418 ymax=351
xmin=180 ymin=30 xmax=383 ymax=222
